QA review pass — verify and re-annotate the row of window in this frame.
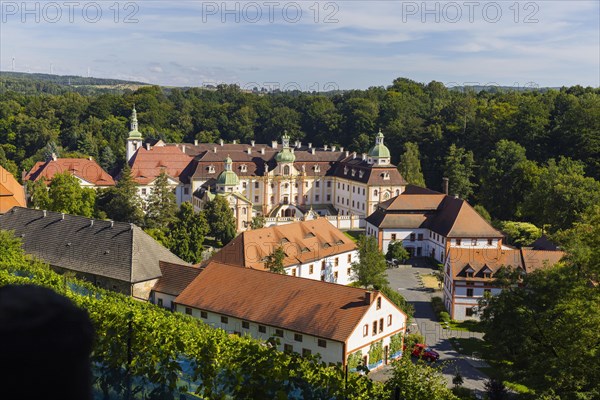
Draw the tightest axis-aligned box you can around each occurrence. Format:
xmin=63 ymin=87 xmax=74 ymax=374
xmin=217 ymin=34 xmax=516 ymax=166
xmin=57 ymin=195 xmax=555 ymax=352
xmin=186 ymin=308 xmax=328 ymax=348
xmin=362 ymin=315 xmax=393 ymax=337
xmin=455 ymin=239 xmax=494 ymax=246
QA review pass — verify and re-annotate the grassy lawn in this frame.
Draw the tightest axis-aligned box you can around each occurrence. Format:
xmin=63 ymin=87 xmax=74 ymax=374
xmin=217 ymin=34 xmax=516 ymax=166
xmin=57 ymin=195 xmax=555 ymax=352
xmin=343 ymin=230 xmax=363 ymax=242
xmin=450 ymin=337 xmax=490 ymax=357
xmin=446 ymin=319 xmax=484 ymax=333
xmin=420 ymin=274 xmax=441 ymax=290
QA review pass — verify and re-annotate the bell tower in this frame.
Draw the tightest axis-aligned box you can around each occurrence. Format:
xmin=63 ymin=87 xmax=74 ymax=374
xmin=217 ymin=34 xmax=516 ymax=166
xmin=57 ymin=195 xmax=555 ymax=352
xmin=126 ymin=106 xmax=143 ymax=163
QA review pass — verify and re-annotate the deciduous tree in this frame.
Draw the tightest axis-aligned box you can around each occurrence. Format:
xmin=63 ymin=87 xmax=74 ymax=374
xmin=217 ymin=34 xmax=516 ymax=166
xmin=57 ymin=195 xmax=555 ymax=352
xmin=204 ymin=195 xmax=236 ymax=245
xmin=351 ymin=235 xmax=388 ymax=289
xmin=399 ymin=142 xmax=426 ymax=187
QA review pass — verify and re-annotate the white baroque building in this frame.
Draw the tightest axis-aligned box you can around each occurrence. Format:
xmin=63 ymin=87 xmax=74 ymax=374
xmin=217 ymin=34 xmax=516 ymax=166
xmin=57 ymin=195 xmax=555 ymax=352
xmin=125 ymin=108 xmax=407 ymax=231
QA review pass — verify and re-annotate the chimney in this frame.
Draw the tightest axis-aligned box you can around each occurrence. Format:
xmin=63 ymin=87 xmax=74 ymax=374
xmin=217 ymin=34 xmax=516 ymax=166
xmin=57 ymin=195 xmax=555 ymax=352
xmin=43 ymin=210 xmax=47 ymax=217
xmin=352 ymin=152 xmax=357 ymax=159
xmin=51 ymin=153 xmax=57 ymax=161
xmin=271 ymin=141 xmax=278 ymax=149
xmin=454 ymin=194 xmax=459 ymax=199
xmin=232 ymin=140 xmax=237 ymax=144
xmin=362 ymin=153 xmax=367 ymax=160
xmin=247 ymin=147 xmax=252 ymax=155
xmin=324 ymin=145 xmax=328 ymax=151
xmin=90 ymin=220 xmax=94 ymax=227
xmin=219 ymin=139 xmax=224 ymax=146
xmin=311 ymin=148 xmax=316 ymax=155
xmin=213 ymin=147 xmax=217 ymax=153
xmin=345 ymin=151 xmax=349 ymax=157
xmin=194 ymin=140 xmax=198 ymax=146
xmin=110 ymin=220 xmax=114 ymax=228
xmin=250 ymin=140 xmax=255 ymax=147
xmin=365 ymin=291 xmax=373 ymax=305
xmin=331 ymin=145 xmax=336 ymax=152
xmin=308 ymin=143 xmax=312 ymax=148
xmin=145 ymin=143 xmax=150 ymax=151
xmin=182 ymin=145 xmax=186 ymax=153
xmin=442 ymin=177 xmax=449 ymax=195
xmin=61 ymin=213 xmax=64 ymax=220
xmin=340 ymin=147 xmax=344 ymax=152
xmin=88 ymin=156 xmax=93 ymax=161
xmin=130 ymin=223 xmax=134 ymax=230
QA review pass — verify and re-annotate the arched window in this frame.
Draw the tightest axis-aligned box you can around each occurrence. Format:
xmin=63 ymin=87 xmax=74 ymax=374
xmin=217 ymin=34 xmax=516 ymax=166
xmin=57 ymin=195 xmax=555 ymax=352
xmin=396 ymin=189 xmax=400 ymax=196
xmin=283 ymin=165 xmax=290 ymax=175
xmin=374 ymin=190 xmax=378 ymax=196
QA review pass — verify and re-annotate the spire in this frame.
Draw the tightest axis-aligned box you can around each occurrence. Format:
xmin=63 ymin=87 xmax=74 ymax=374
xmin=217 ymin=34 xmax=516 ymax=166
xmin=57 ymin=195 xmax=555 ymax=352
xmin=128 ymin=105 xmax=142 ymax=140
xmin=282 ymin=130 xmax=290 ymax=148
xmin=130 ymin=105 xmax=138 ymax=132
xmin=224 ymin=155 xmax=232 ymax=171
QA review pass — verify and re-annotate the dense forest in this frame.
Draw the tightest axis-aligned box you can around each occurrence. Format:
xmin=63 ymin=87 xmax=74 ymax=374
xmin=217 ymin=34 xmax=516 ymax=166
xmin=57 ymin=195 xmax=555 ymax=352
xmin=1 ymin=76 xmax=599 ymax=233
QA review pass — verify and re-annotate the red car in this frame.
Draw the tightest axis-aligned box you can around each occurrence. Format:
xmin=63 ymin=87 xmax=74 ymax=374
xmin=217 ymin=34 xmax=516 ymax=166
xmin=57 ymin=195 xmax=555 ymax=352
xmin=407 ymin=343 xmax=440 ymax=362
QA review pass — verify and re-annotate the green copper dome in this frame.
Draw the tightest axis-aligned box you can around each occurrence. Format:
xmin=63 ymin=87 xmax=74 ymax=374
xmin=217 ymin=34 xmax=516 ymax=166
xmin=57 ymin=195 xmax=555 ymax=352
xmin=275 ymin=148 xmax=296 ymax=163
xmin=368 ymin=129 xmax=390 ymax=159
xmin=217 ymin=170 xmax=239 ymax=186
xmin=368 ymin=144 xmax=391 ymax=158
xmin=217 ymin=156 xmax=239 ymax=186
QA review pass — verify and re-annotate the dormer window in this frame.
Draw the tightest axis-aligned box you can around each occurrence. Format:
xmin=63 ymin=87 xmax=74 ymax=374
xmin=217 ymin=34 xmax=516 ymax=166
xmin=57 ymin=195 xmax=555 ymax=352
xmin=344 ymin=167 xmax=348 ymax=175
xmin=383 ymin=172 xmax=390 ymax=180
xmin=351 ymin=169 xmax=356 ymax=177
xmin=208 ymin=165 xmax=215 ymax=173
xmin=314 ymin=164 xmax=320 ymax=172
xmin=359 ymin=170 xmax=364 ymax=178
xmin=304 ymin=232 xmax=315 ymax=239
xmin=240 ymin=164 xmax=248 ymax=172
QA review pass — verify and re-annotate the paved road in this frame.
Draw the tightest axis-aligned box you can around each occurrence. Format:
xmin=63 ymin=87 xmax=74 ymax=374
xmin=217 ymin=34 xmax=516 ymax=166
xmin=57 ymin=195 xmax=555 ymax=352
xmin=370 ymin=265 xmax=489 ymax=397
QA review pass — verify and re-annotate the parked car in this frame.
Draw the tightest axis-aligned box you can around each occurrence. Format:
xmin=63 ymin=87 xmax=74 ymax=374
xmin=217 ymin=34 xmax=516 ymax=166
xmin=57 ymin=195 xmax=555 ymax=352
xmin=404 ymin=343 xmax=440 ymax=362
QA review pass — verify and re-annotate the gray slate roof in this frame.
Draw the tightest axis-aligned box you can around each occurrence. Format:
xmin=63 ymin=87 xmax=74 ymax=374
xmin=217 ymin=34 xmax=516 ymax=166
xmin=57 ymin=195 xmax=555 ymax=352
xmin=0 ymin=207 xmax=188 ymax=283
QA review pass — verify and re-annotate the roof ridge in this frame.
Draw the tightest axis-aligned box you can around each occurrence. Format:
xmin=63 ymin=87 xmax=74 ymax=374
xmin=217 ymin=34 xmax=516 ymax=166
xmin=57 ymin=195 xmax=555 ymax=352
xmin=210 ymin=260 xmax=372 ymax=292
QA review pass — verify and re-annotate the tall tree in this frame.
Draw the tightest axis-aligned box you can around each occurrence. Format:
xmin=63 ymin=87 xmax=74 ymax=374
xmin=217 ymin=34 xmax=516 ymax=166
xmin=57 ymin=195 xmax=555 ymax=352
xmin=264 ymin=246 xmax=286 ymax=274
xmin=351 ymin=235 xmax=388 ymax=289
xmin=46 ymin=172 xmax=96 ymax=217
xmin=398 ymin=142 xmax=426 ymax=187
xmin=105 ymin=165 xmax=143 ymax=225
xmin=204 ymin=196 xmax=236 ymax=245
xmin=481 ymin=206 xmax=600 ymax=398
xmin=250 ymin=215 xmax=266 ymax=230
xmin=144 ymin=170 xmax=178 ymax=229
xmin=385 ymin=356 xmax=458 ymax=400
xmin=27 ymin=179 xmax=50 ymax=210
xmin=386 ymin=241 xmax=409 ymax=264
xmin=479 ymin=140 xmax=530 ymax=220
xmin=520 ymin=157 xmax=600 ymax=232
xmin=443 ymin=144 xmax=476 ymax=199
xmin=167 ymin=202 xmax=209 ymax=264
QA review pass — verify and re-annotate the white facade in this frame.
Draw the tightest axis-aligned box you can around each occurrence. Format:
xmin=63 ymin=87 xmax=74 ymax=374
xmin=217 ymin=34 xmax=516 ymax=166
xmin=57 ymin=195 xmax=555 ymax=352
xmin=175 ymin=304 xmax=345 ymax=365
xmin=366 ymin=221 xmax=503 ymax=264
xmin=345 ymin=293 xmax=407 ymax=369
xmin=283 ymin=249 xmax=357 ymax=286
xmin=443 ymin=277 xmax=503 ymax=321
xmin=175 ymin=290 xmax=407 ymax=369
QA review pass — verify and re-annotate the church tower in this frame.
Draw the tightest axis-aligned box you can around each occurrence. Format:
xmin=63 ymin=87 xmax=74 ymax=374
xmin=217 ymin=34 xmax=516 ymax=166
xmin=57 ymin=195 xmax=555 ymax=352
xmin=367 ymin=129 xmax=391 ymax=166
xmin=126 ymin=106 xmax=143 ymax=163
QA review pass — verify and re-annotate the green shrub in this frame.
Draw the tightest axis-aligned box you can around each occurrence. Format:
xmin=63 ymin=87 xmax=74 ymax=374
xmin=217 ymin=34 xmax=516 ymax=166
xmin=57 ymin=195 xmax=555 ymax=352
xmin=452 ymin=386 xmax=477 ymax=399
xmin=403 ymin=333 xmax=425 ymax=353
xmin=439 ymin=311 xmax=451 ymax=323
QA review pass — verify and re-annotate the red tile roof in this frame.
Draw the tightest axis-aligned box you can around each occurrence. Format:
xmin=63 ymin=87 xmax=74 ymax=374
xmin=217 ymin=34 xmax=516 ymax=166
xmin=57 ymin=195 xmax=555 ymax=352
xmin=175 ymin=261 xmax=401 ymax=342
xmin=366 ymin=193 xmax=503 ymax=238
xmin=129 ymin=146 xmax=192 ymax=185
xmin=448 ymin=247 xmax=564 ymax=281
xmin=0 ymin=166 xmax=26 ymax=213
xmin=210 ymin=218 xmax=357 ymax=270
xmin=24 ymin=158 xmax=115 ymax=186
xmin=152 ymin=261 xmax=203 ymax=296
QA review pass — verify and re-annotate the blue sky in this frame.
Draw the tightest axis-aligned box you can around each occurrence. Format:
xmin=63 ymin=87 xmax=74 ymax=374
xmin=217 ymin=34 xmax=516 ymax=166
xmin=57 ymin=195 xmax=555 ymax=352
xmin=1 ymin=1 xmax=598 ymax=89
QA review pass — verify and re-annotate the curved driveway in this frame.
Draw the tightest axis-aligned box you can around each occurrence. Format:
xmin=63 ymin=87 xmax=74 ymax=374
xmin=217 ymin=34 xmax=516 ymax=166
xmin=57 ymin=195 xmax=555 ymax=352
xmin=370 ymin=265 xmax=489 ymax=397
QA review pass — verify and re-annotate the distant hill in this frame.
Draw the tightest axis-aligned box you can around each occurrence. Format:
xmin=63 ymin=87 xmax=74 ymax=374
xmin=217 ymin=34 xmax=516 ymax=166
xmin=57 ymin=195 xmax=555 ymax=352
xmin=0 ymin=71 xmax=150 ymax=95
